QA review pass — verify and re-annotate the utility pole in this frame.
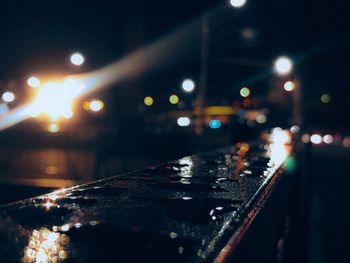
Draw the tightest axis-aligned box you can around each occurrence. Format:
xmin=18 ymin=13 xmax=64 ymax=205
xmin=195 ymin=17 xmax=209 ymax=135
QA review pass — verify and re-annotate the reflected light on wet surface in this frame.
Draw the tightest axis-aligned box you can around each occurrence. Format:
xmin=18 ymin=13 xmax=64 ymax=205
xmin=22 ymin=228 xmax=69 ymax=262
xmin=268 ymin=128 xmax=291 ymax=168
xmin=178 ymin=157 xmax=194 ymax=178
xmin=237 ymin=142 xmax=250 ymax=155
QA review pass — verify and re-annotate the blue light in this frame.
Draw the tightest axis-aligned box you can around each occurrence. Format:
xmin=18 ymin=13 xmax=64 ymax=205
xmin=209 ymin=120 xmax=221 ymax=129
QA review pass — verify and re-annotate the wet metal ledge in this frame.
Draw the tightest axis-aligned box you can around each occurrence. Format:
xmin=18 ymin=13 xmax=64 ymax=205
xmin=0 ymin=133 xmax=295 ymax=262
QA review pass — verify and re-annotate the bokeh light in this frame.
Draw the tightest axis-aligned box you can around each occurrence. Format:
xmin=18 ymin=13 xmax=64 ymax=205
xmin=323 ymin=134 xmax=333 ymax=144
xmin=284 ymin=80 xmax=296 ymax=92
xmin=27 ymin=76 xmax=41 ymax=88
xmin=209 ymin=119 xmax=221 ymax=129
xmin=22 ymin=227 xmax=69 ymax=262
xmin=2 ymin=91 xmax=15 ymax=103
xmin=0 ymin=104 xmax=9 ymax=114
xmin=144 ymin=96 xmax=154 ymax=106
xmin=310 ymin=134 xmax=322 ymax=145
xmin=256 ymin=114 xmax=267 ymax=124
xmin=83 ymin=101 xmax=91 ymax=111
xmin=274 ymin=56 xmax=293 ymax=75
xmin=181 ymin=79 xmax=195 ymax=93
xmin=290 ymin=125 xmax=300 ymax=134
xmin=48 ymin=123 xmax=59 ymax=133
xmin=70 ymin=52 xmax=85 ymax=66
xmin=301 ymin=134 xmax=310 ymax=143
xmin=62 ymin=110 xmax=73 ymax=119
xmin=343 ymin=137 xmax=350 ymax=147
xmin=321 ymin=94 xmax=331 ymax=103
xmin=89 ymin=100 xmax=104 ymax=112
xmin=229 ymin=0 xmax=246 ymax=8
xmin=169 ymin=94 xmax=179 ymax=105
xmin=240 ymin=87 xmax=250 ymax=98
xmin=177 ymin=117 xmax=191 ymax=127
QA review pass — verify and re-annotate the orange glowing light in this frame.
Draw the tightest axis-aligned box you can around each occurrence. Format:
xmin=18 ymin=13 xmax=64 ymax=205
xmin=83 ymin=101 xmax=90 ymax=110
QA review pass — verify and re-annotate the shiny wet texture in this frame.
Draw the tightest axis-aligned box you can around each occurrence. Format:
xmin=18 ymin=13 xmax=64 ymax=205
xmin=0 ymin=137 xmax=291 ymax=262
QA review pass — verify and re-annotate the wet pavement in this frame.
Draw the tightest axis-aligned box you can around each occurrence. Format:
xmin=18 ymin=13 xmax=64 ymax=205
xmin=0 ymin=137 xmax=292 ymax=262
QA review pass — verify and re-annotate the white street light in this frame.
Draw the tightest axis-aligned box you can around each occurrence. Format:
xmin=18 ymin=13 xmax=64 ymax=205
xmin=182 ymin=79 xmax=195 ymax=93
xmin=2 ymin=91 xmax=15 ymax=103
xmin=177 ymin=117 xmax=191 ymax=127
xmin=70 ymin=52 xmax=85 ymax=66
xmin=274 ymin=56 xmax=293 ymax=75
xmin=229 ymin=0 xmax=246 ymax=8
xmin=27 ymin=76 xmax=41 ymax=88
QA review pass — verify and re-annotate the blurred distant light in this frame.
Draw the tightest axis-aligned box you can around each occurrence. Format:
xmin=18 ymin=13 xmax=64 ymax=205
xmin=2 ymin=91 xmax=15 ymax=103
xmin=321 ymin=94 xmax=331 ymax=103
xmin=48 ymin=123 xmax=59 ymax=133
xmin=270 ymin=128 xmax=291 ymax=144
xmin=229 ymin=0 xmax=246 ymax=8
xmin=83 ymin=101 xmax=91 ymax=111
xmin=240 ymin=87 xmax=250 ymax=98
xmin=256 ymin=114 xmax=267 ymax=124
xmin=70 ymin=52 xmax=85 ymax=66
xmin=27 ymin=76 xmax=41 ymax=88
xmin=343 ymin=137 xmax=350 ymax=148
xmin=0 ymin=104 xmax=9 ymax=114
xmin=177 ymin=117 xmax=191 ymax=127
xmin=310 ymin=134 xmax=322 ymax=145
xmin=63 ymin=110 xmax=73 ymax=119
xmin=209 ymin=119 xmax=221 ymax=129
xmin=284 ymin=80 xmax=296 ymax=92
xmin=274 ymin=56 xmax=293 ymax=75
xmin=144 ymin=96 xmax=154 ymax=106
xmin=89 ymin=100 xmax=104 ymax=112
xmin=169 ymin=94 xmax=179 ymax=105
xmin=247 ymin=120 xmax=255 ymax=127
xmin=290 ymin=125 xmax=300 ymax=134
xmin=301 ymin=134 xmax=310 ymax=143
xmin=177 ymin=100 xmax=186 ymax=109
xmin=323 ymin=134 xmax=333 ymax=144
xmin=182 ymin=79 xmax=195 ymax=93
xmin=29 ymin=79 xmax=84 ymax=121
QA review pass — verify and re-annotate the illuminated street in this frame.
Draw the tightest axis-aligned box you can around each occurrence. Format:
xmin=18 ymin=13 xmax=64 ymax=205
xmin=0 ymin=0 xmax=349 ymax=262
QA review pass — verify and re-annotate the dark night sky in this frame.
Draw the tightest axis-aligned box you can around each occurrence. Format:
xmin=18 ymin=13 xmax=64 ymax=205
xmin=0 ymin=0 xmax=349 ymax=127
